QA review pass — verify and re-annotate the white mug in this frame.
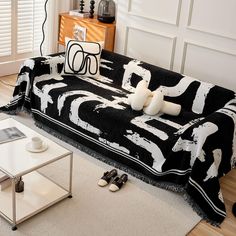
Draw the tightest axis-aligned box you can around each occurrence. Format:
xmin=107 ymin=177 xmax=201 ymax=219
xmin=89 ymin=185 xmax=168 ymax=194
xmin=31 ymin=136 xmax=43 ymax=149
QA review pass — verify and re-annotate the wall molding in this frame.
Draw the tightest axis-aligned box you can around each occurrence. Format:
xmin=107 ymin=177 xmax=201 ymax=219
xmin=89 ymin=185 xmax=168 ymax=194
xmin=187 ymin=0 xmax=236 ymax=41
xmin=124 ymin=26 xmax=177 ymax=70
xmin=127 ymin=0 xmax=182 ymax=26
xmin=181 ymin=41 xmax=236 ymax=74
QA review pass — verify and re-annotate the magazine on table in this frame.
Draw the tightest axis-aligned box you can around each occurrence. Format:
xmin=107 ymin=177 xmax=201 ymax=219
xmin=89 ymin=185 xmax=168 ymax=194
xmin=0 ymin=127 xmax=26 ymax=145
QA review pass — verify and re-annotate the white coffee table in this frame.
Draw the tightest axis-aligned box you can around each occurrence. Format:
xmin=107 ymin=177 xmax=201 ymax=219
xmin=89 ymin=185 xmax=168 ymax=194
xmin=0 ymin=118 xmax=73 ymax=230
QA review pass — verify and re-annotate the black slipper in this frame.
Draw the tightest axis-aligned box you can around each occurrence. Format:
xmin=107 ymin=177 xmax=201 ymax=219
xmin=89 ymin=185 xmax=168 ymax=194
xmin=232 ymin=202 xmax=236 ymax=217
xmin=109 ymin=174 xmax=128 ymax=192
xmin=98 ymin=169 xmax=118 ymax=187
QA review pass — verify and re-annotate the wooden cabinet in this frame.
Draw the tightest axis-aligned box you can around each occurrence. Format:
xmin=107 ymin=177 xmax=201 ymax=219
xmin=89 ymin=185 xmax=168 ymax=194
xmin=58 ymin=13 xmax=116 ymax=51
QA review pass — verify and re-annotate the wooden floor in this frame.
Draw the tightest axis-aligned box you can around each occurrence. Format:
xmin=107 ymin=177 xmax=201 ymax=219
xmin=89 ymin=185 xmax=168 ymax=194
xmin=0 ymin=74 xmax=236 ymax=235
xmin=0 ymin=74 xmax=17 ymax=106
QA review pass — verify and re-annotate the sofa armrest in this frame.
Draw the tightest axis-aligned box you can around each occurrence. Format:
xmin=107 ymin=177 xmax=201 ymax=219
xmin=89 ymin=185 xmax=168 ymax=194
xmin=172 ymin=100 xmax=236 ymax=222
xmin=16 ymin=53 xmax=64 ymax=94
xmin=0 ymin=53 xmax=65 ymax=113
xmin=20 ymin=53 xmax=65 ymax=79
xmin=175 ymin=99 xmax=236 ymax=171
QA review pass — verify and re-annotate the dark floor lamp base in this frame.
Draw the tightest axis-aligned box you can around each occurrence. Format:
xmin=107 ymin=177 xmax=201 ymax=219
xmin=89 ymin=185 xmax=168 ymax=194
xmin=232 ymin=202 xmax=236 ymax=217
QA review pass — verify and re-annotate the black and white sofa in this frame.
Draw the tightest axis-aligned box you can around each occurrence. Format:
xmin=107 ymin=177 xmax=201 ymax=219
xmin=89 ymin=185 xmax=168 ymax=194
xmin=1 ymin=48 xmax=236 ymax=225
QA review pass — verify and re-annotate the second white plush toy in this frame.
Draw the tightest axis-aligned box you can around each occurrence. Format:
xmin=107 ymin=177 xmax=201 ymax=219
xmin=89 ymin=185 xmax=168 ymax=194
xmin=127 ymin=80 xmax=152 ymax=111
xmin=128 ymin=80 xmax=181 ymax=116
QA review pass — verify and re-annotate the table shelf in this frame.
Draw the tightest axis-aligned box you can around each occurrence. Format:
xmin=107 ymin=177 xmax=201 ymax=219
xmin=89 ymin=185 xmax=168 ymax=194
xmin=0 ymin=171 xmax=69 ymax=224
xmin=0 ymin=118 xmax=73 ymax=230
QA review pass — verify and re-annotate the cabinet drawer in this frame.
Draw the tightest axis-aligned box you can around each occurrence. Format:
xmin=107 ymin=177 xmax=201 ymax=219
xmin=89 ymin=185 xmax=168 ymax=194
xmin=58 ymin=14 xmax=115 ymax=51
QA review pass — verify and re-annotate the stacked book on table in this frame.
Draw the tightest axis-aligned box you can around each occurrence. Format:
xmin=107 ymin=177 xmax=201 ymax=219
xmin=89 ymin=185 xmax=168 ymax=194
xmin=0 ymin=170 xmax=11 ymax=191
xmin=69 ymin=10 xmax=90 ymax=18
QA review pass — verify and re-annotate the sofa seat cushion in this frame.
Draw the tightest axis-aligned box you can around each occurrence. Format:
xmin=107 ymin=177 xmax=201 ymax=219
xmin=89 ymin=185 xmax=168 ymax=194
xmin=32 ymin=74 xmax=206 ymax=174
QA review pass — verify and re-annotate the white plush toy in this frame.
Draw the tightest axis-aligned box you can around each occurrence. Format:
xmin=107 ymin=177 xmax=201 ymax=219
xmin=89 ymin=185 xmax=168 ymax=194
xmin=127 ymin=80 xmax=152 ymax=111
xmin=128 ymin=80 xmax=181 ymax=116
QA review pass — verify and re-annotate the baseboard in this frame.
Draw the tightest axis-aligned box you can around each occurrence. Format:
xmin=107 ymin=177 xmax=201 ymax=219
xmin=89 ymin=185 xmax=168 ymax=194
xmin=0 ymin=60 xmax=23 ymax=77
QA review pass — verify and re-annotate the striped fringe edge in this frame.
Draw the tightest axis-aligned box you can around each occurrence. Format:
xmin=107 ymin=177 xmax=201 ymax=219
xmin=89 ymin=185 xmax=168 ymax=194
xmin=34 ymin=119 xmax=220 ymax=227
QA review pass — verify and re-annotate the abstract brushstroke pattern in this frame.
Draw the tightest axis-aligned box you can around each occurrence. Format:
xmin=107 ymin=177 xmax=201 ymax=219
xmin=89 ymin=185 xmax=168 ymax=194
xmin=0 ymin=50 xmax=235 ymax=225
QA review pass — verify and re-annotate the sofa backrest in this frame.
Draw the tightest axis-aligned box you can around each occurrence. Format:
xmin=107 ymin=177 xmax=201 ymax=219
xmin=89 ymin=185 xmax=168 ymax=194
xmin=100 ymin=50 xmax=235 ymax=115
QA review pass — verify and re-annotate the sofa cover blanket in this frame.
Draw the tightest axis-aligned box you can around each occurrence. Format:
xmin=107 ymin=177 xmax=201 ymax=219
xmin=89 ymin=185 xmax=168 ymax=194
xmin=1 ymin=50 xmax=236 ymax=225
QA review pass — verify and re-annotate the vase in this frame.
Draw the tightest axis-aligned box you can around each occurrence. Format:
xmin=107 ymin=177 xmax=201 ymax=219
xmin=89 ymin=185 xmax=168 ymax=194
xmin=97 ymin=0 xmax=115 ymax=24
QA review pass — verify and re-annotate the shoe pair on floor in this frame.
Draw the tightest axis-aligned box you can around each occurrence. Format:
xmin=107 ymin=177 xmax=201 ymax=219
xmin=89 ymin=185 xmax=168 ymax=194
xmin=98 ymin=169 xmax=128 ymax=192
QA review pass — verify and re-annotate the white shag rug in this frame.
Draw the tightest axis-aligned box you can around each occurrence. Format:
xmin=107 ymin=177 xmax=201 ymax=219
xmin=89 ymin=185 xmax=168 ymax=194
xmin=0 ymin=113 xmax=201 ymax=236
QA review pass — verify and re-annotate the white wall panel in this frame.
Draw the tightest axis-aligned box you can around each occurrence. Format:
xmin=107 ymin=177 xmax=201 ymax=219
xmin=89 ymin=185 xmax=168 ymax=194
xmin=128 ymin=0 xmax=181 ymax=25
xmin=182 ymin=43 xmax=236 ymax=90
xmin=188 ymin=0 xmax=236 ymax=39
xmin=116 ymin=0 xmax=236 ymax=90
xmin=125 ymin=27 xmax=176 ymax=70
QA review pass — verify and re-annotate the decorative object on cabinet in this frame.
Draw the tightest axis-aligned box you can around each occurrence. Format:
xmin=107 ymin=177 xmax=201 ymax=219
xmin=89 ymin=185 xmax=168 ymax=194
xmin=79 ymin=0 xmax=85 ymax=13
xmin=70 ymin=0 xmax=89 ymax=18
xmin=73 ymin=25 xmax=87 ymax=41
xmin=97 ymin=0 xmax=116 ymax=23
xmin=89 ymin=1 xmax=95 ymax=18
xmin=58 ymin=13 xmax=116 ymax=51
